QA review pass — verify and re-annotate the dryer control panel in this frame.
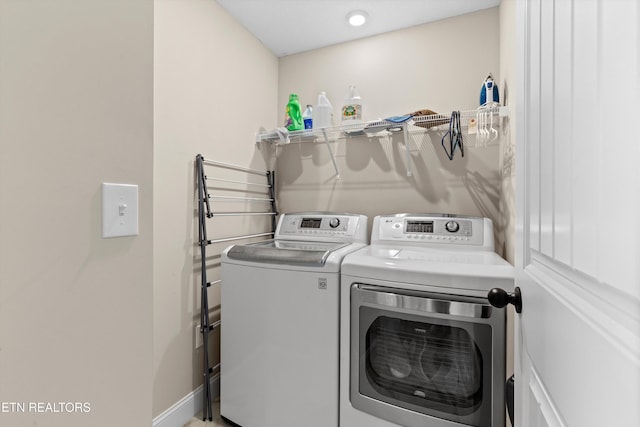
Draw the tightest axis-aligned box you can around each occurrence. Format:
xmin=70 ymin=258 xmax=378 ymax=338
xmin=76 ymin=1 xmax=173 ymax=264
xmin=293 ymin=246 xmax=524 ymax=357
xmin=372 ymin=214 xmax=494 ymax=250
xmin=275 ymin=213 xmax=368 ymax=243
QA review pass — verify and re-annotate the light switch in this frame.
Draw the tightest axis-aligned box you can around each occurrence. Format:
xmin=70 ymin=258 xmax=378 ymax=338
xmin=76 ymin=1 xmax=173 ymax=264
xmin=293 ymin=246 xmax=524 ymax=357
xmin=102 ymin=183 xmax=139 ymax=238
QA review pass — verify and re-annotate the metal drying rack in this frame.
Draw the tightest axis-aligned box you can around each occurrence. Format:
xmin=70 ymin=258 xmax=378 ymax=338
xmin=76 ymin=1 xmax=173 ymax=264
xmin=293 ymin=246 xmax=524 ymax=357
xmin=195 ymin=154 xmax=277 ymax=421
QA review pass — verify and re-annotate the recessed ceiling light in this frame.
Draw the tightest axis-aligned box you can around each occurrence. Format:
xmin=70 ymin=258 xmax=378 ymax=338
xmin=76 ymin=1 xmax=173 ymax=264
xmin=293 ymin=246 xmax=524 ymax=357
xmin=347 ymin=10 xmax=368 ymax=27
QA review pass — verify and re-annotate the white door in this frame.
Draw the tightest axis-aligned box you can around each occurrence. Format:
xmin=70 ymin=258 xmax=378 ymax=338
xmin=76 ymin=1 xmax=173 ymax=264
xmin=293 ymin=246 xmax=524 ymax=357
xmin=514 ymin=0 xmax=640 ymax=426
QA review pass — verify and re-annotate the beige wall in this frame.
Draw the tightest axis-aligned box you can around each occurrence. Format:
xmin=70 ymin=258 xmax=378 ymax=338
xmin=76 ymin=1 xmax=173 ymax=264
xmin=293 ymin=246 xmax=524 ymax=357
xmin=276 ymin=8 xmax=505 ymax=244
xmin=0 ymin=0 xmax=153 ymax=426
xmin=153 ymin=0 xmax=278 ymax=417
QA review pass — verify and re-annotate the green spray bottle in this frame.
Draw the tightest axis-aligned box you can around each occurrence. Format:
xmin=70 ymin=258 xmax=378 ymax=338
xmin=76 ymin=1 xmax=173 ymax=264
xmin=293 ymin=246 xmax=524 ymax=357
xmin=284 ymin=93 xmax=303 ymax=131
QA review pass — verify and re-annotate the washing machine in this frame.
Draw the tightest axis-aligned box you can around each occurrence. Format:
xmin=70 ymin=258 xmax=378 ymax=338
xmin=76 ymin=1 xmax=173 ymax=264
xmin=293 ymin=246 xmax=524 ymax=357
xmin=220 ymin=212 xmax=368 ymax=427
xmin=339 ymin=214 xmax=514 ymax=427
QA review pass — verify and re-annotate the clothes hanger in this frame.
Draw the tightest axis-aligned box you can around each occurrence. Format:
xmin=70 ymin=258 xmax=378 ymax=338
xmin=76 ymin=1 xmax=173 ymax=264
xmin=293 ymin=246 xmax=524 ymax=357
xmin=441 ymin=111 xmax=464 ymax=160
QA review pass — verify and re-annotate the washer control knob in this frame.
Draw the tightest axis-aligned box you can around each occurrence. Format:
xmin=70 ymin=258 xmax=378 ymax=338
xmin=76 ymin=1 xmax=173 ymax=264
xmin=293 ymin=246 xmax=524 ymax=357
xmin=445 ymin=221 xmax=460 ymax=233
xmin=329 ymin=218 xmax=341 ymax=228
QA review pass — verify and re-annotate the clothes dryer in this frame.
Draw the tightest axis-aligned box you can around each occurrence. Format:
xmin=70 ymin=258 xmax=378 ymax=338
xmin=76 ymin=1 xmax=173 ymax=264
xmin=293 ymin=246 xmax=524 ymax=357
xmin=340 ymin=214 xmax=514 ymax=427
xmin=221 ymin=212 xmax=368 ymax=427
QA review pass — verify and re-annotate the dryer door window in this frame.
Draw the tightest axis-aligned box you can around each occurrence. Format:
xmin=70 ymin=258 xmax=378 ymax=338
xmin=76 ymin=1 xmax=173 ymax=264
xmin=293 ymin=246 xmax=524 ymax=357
xmin=365 ymin=316 xmax=484 ymax=413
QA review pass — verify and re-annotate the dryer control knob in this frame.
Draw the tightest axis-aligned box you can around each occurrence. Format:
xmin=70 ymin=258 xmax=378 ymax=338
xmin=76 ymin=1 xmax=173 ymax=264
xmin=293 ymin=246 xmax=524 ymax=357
xmin=445 ymin=221 xmax=460 ymax=233
xmin=329 ymin=218 xmax=341 ymax=228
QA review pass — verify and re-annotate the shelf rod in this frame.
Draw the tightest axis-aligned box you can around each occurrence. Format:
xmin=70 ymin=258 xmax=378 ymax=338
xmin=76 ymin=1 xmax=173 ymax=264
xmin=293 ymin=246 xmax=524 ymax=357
xmin=403 ymin=123 xmax=413 ymax=177
xmin=207 ymin=232 xmax=273 ymax=244
xmin=206 ymin=280 xmax=222 ymax=287
xmin=208 ymin=195 xmax=274 ymax=202
xmin=322 ymin=128 xmax=340 ymax=179
xmin=210 ymin=212 xmax=277 ymax=217
xmin=201 ymin=159 xmax=268 ymax=176
xmin=205 ymin=176 xmax=271 ymax=188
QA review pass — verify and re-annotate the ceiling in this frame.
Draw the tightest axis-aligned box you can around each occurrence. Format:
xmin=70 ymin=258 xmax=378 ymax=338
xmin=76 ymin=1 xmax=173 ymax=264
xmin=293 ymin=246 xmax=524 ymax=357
xmin=215 ymin=0 xmax=502 ymax=57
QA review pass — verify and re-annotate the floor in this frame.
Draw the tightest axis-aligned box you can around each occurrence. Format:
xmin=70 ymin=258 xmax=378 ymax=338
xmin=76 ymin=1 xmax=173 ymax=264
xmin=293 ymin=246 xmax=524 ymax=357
xmin=183 ymin=399 xmax=234 ymax=427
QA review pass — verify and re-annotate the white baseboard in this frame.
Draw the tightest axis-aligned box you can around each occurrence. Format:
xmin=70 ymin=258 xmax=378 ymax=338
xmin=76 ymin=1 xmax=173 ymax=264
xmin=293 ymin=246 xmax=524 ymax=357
xmin=152 ymin=374 xmax=220 ymax=427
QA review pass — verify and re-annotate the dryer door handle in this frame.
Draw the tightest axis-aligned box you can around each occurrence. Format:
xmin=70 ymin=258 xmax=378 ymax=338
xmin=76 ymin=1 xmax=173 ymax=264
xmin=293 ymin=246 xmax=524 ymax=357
xmin=353 ymin=284 xmax=493 ymax=319
xmin=487 ymin=287 xmax=522 ymax=313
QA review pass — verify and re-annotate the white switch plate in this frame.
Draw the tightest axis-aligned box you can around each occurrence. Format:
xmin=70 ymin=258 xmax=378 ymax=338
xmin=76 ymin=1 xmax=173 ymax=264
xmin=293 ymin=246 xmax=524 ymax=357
xmin=102 ymin=183 xmax=139 ymax=238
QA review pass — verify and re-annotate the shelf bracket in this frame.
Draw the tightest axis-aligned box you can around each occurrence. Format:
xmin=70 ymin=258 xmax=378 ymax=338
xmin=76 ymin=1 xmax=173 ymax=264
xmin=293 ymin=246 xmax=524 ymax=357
xmin=321 ymin=128 xmax=340 ymax=179
xmin=403 ymin=123 xmax=413 ymax=177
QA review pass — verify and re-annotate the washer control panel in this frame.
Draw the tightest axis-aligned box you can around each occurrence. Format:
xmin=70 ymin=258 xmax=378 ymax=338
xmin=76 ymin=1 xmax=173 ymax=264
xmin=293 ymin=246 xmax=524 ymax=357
xmin=275 ymin=213 xmax=368 ymax=243
xmin=374 ymin=214 xmax=490 ymax=248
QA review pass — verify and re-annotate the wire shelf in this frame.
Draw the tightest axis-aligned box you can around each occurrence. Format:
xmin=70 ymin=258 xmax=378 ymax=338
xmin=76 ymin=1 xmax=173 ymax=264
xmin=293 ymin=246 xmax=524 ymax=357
xmin=255 ymin=106 xmax=508 ymax=145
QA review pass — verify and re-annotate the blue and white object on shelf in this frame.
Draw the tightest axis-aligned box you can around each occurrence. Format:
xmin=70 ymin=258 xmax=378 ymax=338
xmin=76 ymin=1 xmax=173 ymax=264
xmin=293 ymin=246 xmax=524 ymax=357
xmin=480 ymin=74 xmax=500 ymax=106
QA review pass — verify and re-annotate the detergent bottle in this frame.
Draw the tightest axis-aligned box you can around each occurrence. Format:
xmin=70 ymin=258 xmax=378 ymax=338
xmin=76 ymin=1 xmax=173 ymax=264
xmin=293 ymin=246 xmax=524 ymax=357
xmin=341 ymin=85 xmax=363 ymax=124
xmin=314 ymin=91 xmax=333 ymax=128
xmin=302 ymin=105 xmax=313 ymax=129
xmin=284 ymin=93 xmax=303 ymax=131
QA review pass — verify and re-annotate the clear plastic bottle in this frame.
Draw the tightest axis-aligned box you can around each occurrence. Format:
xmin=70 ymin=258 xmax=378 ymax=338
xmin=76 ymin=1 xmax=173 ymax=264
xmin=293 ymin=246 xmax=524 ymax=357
xmin=314 ymin=91 xmax=333 ymax=128
xmin=284 ymin=93 xmax=303 ymax=131
xmin=341 ymin=85 xmax=363 ymax=124
xmin=302 ymin=105 xmax=313 ymax=130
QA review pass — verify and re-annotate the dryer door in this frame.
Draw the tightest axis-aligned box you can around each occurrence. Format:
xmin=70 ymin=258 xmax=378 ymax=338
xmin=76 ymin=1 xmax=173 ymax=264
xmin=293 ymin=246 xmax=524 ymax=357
xmin=350 ymin=284 xmax=505 ymax=427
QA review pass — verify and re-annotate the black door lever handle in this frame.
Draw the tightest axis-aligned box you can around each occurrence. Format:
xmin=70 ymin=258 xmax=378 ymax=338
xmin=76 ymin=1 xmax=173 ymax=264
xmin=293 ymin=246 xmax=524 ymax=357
xmin=488 ymin=287 xmax=522 ymax=313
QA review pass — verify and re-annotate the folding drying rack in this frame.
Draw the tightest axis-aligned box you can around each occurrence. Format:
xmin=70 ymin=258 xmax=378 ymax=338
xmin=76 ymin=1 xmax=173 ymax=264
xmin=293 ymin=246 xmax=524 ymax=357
xmin=195 ymin=154 xmax=277 ymax=420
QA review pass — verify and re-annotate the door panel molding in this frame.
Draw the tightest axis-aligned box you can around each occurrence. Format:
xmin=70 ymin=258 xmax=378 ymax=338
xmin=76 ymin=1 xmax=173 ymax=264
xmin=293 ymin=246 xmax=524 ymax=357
xmin=521 ymin=263 xmax=640 ymax=426
xmin=528 ymin=367 xmax=566 ymax=427
xmin=527 ymin=253 xmax=640 ymax=365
